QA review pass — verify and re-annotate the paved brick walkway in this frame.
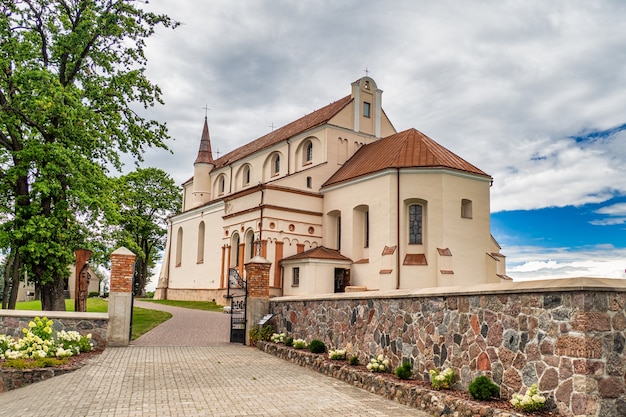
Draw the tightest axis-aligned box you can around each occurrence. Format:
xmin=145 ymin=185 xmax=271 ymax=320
xmin=0 ymin=302 xmax=431 ymax=417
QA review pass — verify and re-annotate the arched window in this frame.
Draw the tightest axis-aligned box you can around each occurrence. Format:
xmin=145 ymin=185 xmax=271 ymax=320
xmin=461 ymin=199 xmax=473 ymax=219
xmin=327 ymin=210 xmax=341 ymax=251
xmin=306 ymin=176 xmax=312 ymax=189
xmin=197 ymin=222 xmax=205 ymax=263
xmin=243 ymin=165 xmax=251 ymax=186
xmin=231 ymin=233 xmax=240 ymax=267
xmin=305 ymin=141 xmax=313 ymax=162
xmin=175 ymin=227 xmax=183 ymax=267
xmin=409 ymin=204 xmax=423 ymax=244
xmin=219 ymin=175 xmax=225 ymax=195
xmin=353 ymin=205 xmax=369 ymax=249
xmin=272 ymin=154 xmax=280 ymax=175
xmin=245 ymin=229 xmax=255 ymax=260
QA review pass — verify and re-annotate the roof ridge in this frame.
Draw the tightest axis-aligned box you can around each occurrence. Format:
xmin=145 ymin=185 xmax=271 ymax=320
xmin=323 ymin=127 xmax=490 ymax=187
xmin=213 ymin=95 xmax=352 ymax=167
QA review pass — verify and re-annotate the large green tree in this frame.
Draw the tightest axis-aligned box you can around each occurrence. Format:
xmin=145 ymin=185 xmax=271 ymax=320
xmin=0 ymin=1 xmax=177 ymax=310
xmin=113 ymin=167 xmax=179 ymax=296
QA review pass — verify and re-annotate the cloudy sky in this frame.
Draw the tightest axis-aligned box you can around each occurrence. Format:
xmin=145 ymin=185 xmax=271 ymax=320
xmin=134 ymin=0 xmax=626 ymax=281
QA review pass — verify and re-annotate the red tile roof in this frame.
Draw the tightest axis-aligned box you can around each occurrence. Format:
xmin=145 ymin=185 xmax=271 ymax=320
xmin=280 ymin=246 xmax=352 ymax=263
xmin=323 ymin=128 xmax=491 ymax=188
xmin=212 ymin=95 xmax=353 ymax=168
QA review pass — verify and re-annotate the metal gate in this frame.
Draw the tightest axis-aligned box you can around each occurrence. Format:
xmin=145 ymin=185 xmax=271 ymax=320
xmin=227 ymin=268 xmax=247 ymax=344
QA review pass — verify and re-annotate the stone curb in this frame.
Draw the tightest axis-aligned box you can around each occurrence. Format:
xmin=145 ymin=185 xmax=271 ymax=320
xmin=258 ymin=341 xmax=526 ymax=417
xmin=0 ymin=361 xmax=83 ymax=393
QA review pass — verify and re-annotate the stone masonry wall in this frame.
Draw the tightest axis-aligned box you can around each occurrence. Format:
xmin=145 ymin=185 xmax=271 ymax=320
xmin=268 ymin=283 xmax=626 ymax=417
xmin=0 ymin=312 xmax=108 ymax=348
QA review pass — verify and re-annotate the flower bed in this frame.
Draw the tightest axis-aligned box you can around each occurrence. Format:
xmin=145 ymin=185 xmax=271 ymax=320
xmin=258 ymin=341 xmax=532 ymax=417
xmin=0 ymin=349 xmax=102 ymax=392
xmin=0 ymin=316 xmax=100 ymax=392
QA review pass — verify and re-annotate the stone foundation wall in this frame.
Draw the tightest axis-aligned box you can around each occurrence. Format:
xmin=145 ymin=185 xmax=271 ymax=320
xmin=0 ymin=310 xmax=108 ymax=349
xmin=258 ymin=341 xmax=526 ymax=417
xmin=268 ymin=278 xmax=626 ymax=417
xmin=154 ymin=287 xmax=227 ymax=303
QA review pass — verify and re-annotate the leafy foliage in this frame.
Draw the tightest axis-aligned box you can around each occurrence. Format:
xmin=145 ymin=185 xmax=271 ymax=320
xmin=248 ymin=325 xmax=273 ymax=347
xmin=111 ymin=168 xmax=179 ymax=295
xmin=510 ymin=383 xmax=546 ymax=412
xmin=348 ymin=355 xmax=359 ymax=366
xmin=328 ymin=348 xmax=346 ymax=360
xmin=308 ymin=339 xmax=326 ymax=354
xmin=0 ymin=0 xmax=178 ymax=310
xmin=394 ymin=361 xmax=413 ymax=380
xmin=468 ymin=375 xmax=500 ymax=400
xmin=429 ymin=368 xmax=455 ymax=390
xmin=1 ymin=357 xmax=67 ymax=369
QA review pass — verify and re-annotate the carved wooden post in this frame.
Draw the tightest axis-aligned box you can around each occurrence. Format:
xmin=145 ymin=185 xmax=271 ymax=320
xmin=74 ymin=249 xmax=93 ymax=312
xmin=107 ymin=247 xmax=136 ymax=347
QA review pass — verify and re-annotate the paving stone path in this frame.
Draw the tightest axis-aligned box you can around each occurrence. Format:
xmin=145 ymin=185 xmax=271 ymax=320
xmin=0 ymin=302 xmax=431 ymax=417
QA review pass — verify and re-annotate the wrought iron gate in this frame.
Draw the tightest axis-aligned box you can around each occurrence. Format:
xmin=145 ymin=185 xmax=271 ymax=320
xmin=227 ymin=268 xmax=247 ymax=344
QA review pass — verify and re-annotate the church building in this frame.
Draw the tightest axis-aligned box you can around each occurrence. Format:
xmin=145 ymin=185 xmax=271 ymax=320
xmin=154 ymin=77 xmax=508 ymax=301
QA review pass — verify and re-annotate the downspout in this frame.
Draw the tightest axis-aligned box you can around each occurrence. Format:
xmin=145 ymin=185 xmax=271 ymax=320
xmin=396 ymin=168 xmax=401 ymax=289
xmin=259 ymin=186 xmax=265 ymax=246
xmin=287 ymin=141 xmax=291 ymax=175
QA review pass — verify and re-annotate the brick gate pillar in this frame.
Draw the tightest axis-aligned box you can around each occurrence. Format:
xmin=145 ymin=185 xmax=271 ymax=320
xmin=245 ymin=255 xmax=271 ymax=345
xmin=107 ymin=247 xmax=136 ymax=347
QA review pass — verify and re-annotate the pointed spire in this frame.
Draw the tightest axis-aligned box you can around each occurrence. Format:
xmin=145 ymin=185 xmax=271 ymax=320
xmin=194 ymin=117 xmax=214 ymax=164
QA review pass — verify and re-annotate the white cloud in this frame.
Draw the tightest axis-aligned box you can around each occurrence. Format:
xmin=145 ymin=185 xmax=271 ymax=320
xmin=135 ymin=1 xmax=626 ymax=217
xmin=505 ymin=245 xmax=626 ymax=280
xmin=596 ymin=203 xmax=626 ymax=216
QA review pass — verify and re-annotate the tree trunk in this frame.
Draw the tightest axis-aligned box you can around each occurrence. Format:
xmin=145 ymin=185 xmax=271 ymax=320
xmin=2 ymin=253 xmax=13 ymax=309
xmin=41 ymin=278 xmax=67 ymax=311
xmin=2 ymin=251 xmax=21 ymax=310
xmin=134 ymin=256 xmax=146 ymax=297
xmin=8 ymin=253 xmax=20 ymax=310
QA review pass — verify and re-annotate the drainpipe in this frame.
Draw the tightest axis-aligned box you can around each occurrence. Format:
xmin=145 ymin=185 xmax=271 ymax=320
xmin=396 ymin=168 xmax=401 ymax=289
xmin=259 ymin=185 xmax=265 ymax=245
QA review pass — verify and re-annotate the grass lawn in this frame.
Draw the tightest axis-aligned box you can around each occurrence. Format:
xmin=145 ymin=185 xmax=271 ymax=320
xmin=131 ymin=307 xmax=172 ymax=340
xmin=12 ymin=298 xmax=172 ymax=340
xmin=137 ymin=299 xmax=225 ymax=312
xmin=14 ymin=298 xmax=109 ymax=312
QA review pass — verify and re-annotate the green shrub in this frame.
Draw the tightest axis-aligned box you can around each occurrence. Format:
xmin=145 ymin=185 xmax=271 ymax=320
xmin=88 ymin=292 xmax=100 ymax=298
xmin=348 ymin=355 xmax=359 ymax=366
xmin=285 ymin=337 xmax=294 ymax=347
xmin=309 ymin=339 xmax=326 ymax=354
xmin=395 ymin=361 xmax=413 ymax=380
xmin=468 ymin=375 xmax=500 ymax=400
xmin=248 ymin=324 xmax=274 ymax=347
xmin=2 ymin=357 xmax=67 ymax=369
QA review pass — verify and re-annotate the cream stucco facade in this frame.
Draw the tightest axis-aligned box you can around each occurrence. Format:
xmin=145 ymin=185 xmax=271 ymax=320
xmin=155 ymin=77 xmax=507 ymax=301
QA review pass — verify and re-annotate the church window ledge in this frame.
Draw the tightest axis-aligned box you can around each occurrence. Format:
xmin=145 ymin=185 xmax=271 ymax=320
xmin=403 ymin=254 xmax=427 ymax=265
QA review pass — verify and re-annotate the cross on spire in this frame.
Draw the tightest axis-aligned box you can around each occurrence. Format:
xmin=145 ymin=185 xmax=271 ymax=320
xmin=215 ymin=148 xmax=221 ymax=158
xmin=202 ymin=104 xmax=211 ymax=118
xmin=269 ymin=123 xmax=275 ymax=131
xmin=363 ymin=67 xmax=370 ymax=77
